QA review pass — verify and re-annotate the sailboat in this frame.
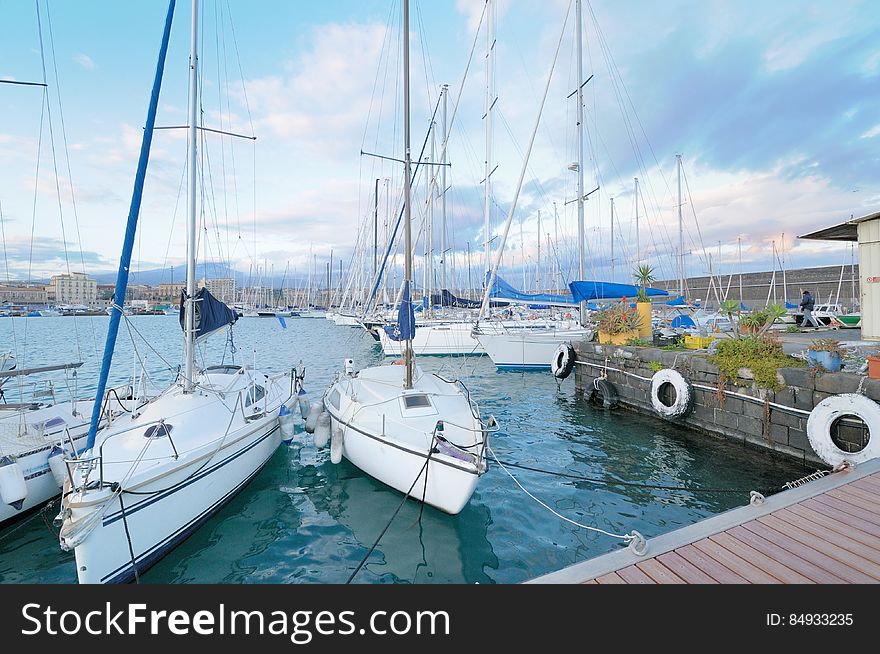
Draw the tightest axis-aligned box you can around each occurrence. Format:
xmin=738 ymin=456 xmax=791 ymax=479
xmin=474 ymin=0 xmax=596 ymax=369
xmin=58 ymin=0 xmax=294 ymax=584
xmin=321 ymin=0 xmax=490 ymax=515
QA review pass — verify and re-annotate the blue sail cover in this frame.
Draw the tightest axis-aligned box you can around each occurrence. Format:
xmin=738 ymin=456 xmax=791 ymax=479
xmin=487 ymin=274 xmax=576 ymax=306
xmin=383 ymin=280 xmax=416 ymax=342
xmin=569 ymin=281 xmax=669 ymax=303
xmin=180 ymin=288 xmax=238 ymax=341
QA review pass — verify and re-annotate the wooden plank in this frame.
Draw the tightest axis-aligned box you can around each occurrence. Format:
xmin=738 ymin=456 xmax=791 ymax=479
xmin=709 ymin=532 xmax=813 ymax=583
xmin=772 ymin=507 xmax=880 ymax=563
xmin=742 ymin=520 xmax=875 ymax=583
xmin=616 ymin=565 xmax=657 ymax=584
xmin=676 ymin=544 xmax=749 ymax=583
xmin=854 ymin=474 xmax=880 ymax=490
xmin=692 ymin=537 xmax=781 ymax=583
xmin=824 ymin=487 xmax=880 ymax=516
xmin=656 ymin=551 xmax=719 ymax=584
xmin=758 ymin=514 xmax=880 ymax=580
xmin=727 ymin=525 xmax=846 ymax=583
xmin=811 ymin=494 xmax=880 ymax=527
xmin=829 ymin=485 xmax=880 ymax=510
xmin=595 ymin=572 xmax=627 ymax=584
xmin=583 ymin=579 xmax=599 ymax=584
xmin=791 ymin=501 xmax=880 ymax=540
xmin=636 ymin=559 xmax=686 ymax=584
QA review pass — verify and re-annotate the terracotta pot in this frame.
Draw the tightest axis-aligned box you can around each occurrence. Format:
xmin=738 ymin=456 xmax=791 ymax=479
xmin=598 ymin=329 xmax=639 ymax=345
xmin=868 ymin=355 xmax=880 ymax=379
xmin=636 ymin=302 xmax=652 ymax=338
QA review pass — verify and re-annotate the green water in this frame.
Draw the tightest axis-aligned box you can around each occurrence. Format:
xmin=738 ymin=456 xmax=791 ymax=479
xmin=0 ymin=315 xmax=809 ymax=583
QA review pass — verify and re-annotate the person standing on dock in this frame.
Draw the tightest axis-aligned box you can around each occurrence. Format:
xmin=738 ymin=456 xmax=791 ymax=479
xmin=800 ymin=289 xmax=820 ymax=329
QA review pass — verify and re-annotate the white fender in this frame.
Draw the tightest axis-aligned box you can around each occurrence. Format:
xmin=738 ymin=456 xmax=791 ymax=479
xmin=314 ymin=411 xmax=331 ymax=448
xmin=650 ymin=369 xmax=692 ymax=418
xmin=304 ymin=401 xmax=323 ymax=434
xmin=807 ymin=393 xmax=880 ymax=467
xmin=278 ymin=405 xmax=296 ymax=443
xmin=0 ymin=455 xmax=27 ymax=510
xmin=47 ymin=445 xmax=69 ymax=489
xmin=330 ymin=427 xmax=344 ymax=464
xmin=297 ymin=391 xmax=310 ymax=419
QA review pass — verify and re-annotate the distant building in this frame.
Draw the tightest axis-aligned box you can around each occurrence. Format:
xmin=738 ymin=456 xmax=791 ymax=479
xmin=156 ymin=283 xmax=184 ymax=301
xmin=50 ymin=272 xmax=97 ymax=306
xmin=0 ymin=284 xmax=48 ymax=305
xmin=198 ymin=277 xmax=236 ymax=304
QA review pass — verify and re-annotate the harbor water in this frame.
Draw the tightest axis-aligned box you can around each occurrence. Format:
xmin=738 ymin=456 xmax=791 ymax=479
xmin=0 ymin=315 xmax=809 ymax=583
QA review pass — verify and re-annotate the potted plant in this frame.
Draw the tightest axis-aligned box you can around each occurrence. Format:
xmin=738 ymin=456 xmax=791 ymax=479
xmin=595 ymin=299 xmax=642 ymax=345
xmin=808 ymin=338 xmax=844 ymax=372
xmin=633 ymin=264 xmax=655 ymax=339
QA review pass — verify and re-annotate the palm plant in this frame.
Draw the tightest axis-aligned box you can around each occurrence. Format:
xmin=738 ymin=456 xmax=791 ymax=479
xmin=633 ymin=264 xmax=656 ymax=303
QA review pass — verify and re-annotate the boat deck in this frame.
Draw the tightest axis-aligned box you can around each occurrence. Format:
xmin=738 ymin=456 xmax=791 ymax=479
xmin=528 ymin=458 xmax=880 ymax=584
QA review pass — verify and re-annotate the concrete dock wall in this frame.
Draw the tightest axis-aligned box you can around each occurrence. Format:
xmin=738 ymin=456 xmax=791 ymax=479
xmin=573 ymin=342 xmax=879 ymax=467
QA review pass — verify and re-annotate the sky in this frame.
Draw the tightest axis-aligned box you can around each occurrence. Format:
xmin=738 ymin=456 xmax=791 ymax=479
xmin=1 ymin=0 xmax=878 ymax=294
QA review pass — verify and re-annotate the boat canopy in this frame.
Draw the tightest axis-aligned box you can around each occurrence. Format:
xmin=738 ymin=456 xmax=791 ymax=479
xmin=179 ymin=287 xmax=238 ymax=342
xmin=488 ymin=274 xmax=577 ymax=306
xmin=569 ymin=281 xmax=669 ymax=303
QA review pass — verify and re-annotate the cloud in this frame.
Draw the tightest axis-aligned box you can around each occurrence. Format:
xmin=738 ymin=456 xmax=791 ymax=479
xmin=73 ymin=53 xmax=95 ymax=70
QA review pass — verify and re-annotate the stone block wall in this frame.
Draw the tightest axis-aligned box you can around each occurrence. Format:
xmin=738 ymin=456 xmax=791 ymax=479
xmin=573 ymin=342 xmax=879 ymax=467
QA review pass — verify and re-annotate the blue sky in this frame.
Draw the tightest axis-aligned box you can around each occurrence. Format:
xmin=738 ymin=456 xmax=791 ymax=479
xmin=1 ymin=0 xmax=878 ymax=293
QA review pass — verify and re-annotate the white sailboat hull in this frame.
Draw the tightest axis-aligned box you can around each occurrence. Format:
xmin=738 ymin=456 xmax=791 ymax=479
xmin=0 ymin=394 xmax=136 ymax=526
xmin=379 ymin=321 xmax=484 ymax=356
xmin=323 ymin=364 xmax=486 ymax=515
xmin=476 ymin=326 xmax=593 ymax=369
xmin=60 ymin=370 xmax=290 ymax=584
xmin=67 ymin=418 xmax=280 ymax=584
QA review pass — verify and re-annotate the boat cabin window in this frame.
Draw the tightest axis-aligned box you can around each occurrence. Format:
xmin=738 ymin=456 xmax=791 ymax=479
xmin=403 ymin=394 xmax=431 ymax=409
xmin=244 ymin=385 xmax=266 ymax=407
xmin=144 ymin=423 xmax=173 ymax=439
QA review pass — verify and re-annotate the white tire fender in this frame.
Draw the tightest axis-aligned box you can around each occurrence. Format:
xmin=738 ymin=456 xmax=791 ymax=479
xmin=807 ymin=393 xmax=880 ymax=467
xmin=650 ymin=369 xmax=692 ymax=418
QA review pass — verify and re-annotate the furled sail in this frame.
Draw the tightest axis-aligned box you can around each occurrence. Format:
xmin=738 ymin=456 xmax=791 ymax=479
xmin=383 ymin=280 xmax=416 ymax=342
xmin=179 ymin=287 xmax=238 ymax=341
xmin=487 ymin=274 xmax=576 ymax=306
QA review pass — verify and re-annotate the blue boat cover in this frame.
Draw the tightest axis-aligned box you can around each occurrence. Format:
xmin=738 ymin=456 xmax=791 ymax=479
xmin=179 ymin=288 xmax=238 ymax=341
xmin=488 ymin=274 xmax=576 ymax=306
xmin=670 ymin=315 xmax=696 ymax=328
xmin=384 ymin=280 xmax=416 ymax=342
xmin=569 ymin=281 xmax=669 ymax=303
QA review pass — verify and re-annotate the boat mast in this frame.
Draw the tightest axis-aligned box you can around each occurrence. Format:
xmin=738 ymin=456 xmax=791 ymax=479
xmin=403 ymin=0 xmax=413 ymax=389
xmin=634 ymin=177 xmax=639 ymax=265
xmin=738 ymin=236 xmax=743 ymax=304
xmin=676 ymin=153 xmax=683 ymax=300
xmin=484 ymin=0 xmax=495 ymax=281
xmin=373 ymin=178 xmax=379 ymax=279
xmin=575 ymin=0 xmax=586 ymax=324
xmin=184 ymin=0 xmax=199 ymax=392
xmin=609 ymin=197 xmax=615 ymax=282
xmin=441 ymin=84 xmax=448 ymax=294
xmin=85 ymin=0 xmax=176 ymax=448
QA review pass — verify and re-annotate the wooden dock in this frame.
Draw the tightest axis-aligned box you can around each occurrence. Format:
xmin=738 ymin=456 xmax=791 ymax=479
xmin=528 ymin=458 xmax=880 ymax=584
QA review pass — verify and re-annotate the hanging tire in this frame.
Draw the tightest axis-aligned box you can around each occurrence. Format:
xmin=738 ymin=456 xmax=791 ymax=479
xmin=551 ymin=343 xmax=576 ymax=380
xmin=589 ymin=378 xmax=619 ymax=409
xmin=650 ymin=369 xmax=692 ymax=419
xmin=807 ymin=393 xmax=880 ymax=467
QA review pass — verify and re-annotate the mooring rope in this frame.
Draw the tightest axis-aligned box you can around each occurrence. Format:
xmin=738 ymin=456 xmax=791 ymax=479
xmin=488 ymin=446 xmax=636 ymax=543
xmin=492 ymin=457 xmax=768 ymax=496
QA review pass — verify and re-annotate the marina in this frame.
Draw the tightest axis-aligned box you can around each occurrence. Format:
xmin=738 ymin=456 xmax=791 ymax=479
xmin=0 ymin=0 xmax=878 ymax=598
